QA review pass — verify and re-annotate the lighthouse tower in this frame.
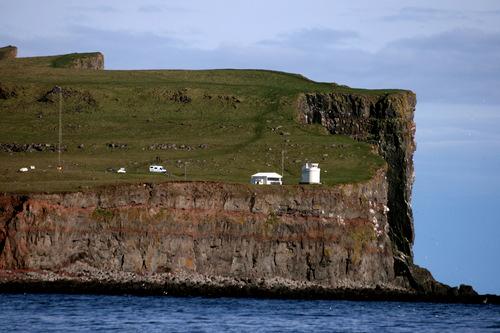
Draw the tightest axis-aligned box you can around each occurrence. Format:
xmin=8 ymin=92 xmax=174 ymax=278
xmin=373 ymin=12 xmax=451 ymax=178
xmin=300 ymin=163 xmax=321 ymax=184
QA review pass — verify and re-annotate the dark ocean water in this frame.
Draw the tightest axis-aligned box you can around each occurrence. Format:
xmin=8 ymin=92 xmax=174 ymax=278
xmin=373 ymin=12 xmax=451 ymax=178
xmin=1 ymin=294 xmax=499 ymax=332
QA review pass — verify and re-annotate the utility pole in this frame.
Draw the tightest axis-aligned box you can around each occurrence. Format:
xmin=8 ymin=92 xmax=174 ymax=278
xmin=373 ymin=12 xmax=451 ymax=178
xmin=56 ymin=86 xmax=63 ymax=172
xmin=281 ymin=149 xmax=285 ymax=184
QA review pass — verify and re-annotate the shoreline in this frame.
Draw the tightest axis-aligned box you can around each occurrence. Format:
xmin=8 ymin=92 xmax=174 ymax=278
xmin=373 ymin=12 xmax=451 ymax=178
xmin=1 ymin=270 xmax=498 ymax=305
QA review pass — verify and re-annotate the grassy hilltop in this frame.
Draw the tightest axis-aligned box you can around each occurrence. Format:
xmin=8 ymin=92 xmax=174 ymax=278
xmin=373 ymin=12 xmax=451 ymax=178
xmin=0 ymin=51 xmax=395 ymax=193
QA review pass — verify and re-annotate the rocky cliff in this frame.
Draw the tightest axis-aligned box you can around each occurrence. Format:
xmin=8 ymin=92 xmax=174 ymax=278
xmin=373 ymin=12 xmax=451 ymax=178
xmin=68 ymin=52 xmax=104 ymax=70
xmin=0 ymin=171 xmax=399 ymax=291
xmin=297 ymin=92 xmax=416 ymax=273
xmin=0 ymin=55 xmax=488 ymax=301
xmin=0 ymin=175 xmax=487 ymax=302
xmin=51 ymin=52 xmax=104 ymax=70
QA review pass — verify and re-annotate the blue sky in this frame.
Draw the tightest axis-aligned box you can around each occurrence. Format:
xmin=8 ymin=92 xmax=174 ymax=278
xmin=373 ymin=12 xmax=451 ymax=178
xmin=1 ymin=0 xmax=499 ymax=294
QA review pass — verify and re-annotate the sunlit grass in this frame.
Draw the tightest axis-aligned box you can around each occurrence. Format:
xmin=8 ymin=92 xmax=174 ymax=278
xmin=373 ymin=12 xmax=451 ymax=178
xmin=0 ymin=53 xmax=389 ymax=192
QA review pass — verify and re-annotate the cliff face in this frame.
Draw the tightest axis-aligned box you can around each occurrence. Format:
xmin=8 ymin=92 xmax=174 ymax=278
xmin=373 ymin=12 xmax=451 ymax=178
xmin=51 ymin=52 xmax=104 ymax=70
xmin=68 ymin=52 xmax=104 ymax=70
xmin=0 ymin=170 xmax=397 ymax=289
xmin=297 ymin=92 xmax=416 ymax=270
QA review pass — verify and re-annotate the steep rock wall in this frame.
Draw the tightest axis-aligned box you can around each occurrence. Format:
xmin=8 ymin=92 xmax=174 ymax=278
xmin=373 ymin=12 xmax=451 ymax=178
xmin=0 ymin=170 xmax=397 ymax=289
xmin=297 ymin=92 xmax=416 ymax=267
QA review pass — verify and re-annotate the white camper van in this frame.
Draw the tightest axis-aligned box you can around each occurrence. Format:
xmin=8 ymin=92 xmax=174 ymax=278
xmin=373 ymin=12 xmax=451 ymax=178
xmin=250 ymin=172 xmax=282 ymax=185
xmin=149 ymin=165 xmax=167 ymax=173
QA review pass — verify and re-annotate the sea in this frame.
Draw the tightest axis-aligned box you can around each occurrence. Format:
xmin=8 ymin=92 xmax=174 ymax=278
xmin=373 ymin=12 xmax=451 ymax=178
xmin=1 ymin=294 xmax=499 ymax=332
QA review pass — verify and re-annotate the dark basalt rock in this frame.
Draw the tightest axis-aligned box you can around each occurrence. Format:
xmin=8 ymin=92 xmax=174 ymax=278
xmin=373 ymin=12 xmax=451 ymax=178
xmin=298 ymin=92 xmax=416 ymax=263
xmin=0 ymin=143 xmax=66 ymax=153
xmin=0 ymin=83 xmax=19 ymax=100
xmin=0 ymin=270 xmax=496 ymax=304
xmin=297 ymin=91 xmax=444 ymax=293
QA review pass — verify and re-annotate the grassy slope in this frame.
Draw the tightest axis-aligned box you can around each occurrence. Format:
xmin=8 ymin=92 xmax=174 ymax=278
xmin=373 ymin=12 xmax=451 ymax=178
xmin=0 ymin=53 xmax=397 ymax=193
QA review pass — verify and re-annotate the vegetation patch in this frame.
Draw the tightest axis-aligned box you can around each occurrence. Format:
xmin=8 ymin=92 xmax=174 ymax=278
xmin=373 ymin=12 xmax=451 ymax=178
xmin=91 ymin=208 xmax=115 ymax=222
xmin=345 ymin=220 xmax=377 ymax=266
xmin=265 ymin=212 xmax=280 ymax=226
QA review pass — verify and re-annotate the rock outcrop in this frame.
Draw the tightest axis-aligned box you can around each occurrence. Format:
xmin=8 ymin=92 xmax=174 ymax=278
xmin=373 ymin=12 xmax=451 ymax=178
xmin=0 ymin=82 xmax=19 ymax=100
xmin=297 ymin=92 xmax=416 ymax=270
xmin=0 ymin=143 xmax=66 ymax=153
xmin=37 ymin=86 xmax=98 ymax=112
xmin=68 ymin=52 xmax=104 ymax=70
xmin=51 ymin=52 xmax=104 ymax=70
xmin=0 ymin=171 xmax=397 ymax=290
xmin=0 ymin=46 xmax=17 ymax=60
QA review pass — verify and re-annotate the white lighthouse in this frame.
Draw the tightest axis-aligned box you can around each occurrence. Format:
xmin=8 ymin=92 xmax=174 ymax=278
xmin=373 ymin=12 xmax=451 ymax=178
xmin=301 ymin=163 xmax=321 ymax=184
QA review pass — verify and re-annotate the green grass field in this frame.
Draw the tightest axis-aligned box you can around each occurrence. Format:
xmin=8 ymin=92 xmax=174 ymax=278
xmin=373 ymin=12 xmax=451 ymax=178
xmin=0 ymin=52 xmax=394 ymax=193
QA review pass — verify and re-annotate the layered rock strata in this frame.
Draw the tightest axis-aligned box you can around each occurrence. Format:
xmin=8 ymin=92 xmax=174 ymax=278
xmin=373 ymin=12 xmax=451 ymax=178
xmin=0 ymin=171 xmax=398 ymax=291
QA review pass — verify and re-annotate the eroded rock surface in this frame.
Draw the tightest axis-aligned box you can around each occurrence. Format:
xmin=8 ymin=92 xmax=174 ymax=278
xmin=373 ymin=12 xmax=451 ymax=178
xmin=298 ymin=92 xmax=416 ymax=266
xmin=0 ymin=171 xmax=397 ymax=290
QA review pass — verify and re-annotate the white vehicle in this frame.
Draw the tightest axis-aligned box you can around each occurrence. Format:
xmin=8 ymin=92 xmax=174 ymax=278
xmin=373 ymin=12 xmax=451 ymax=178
xmin=149 ymin=165 xmax=167 ymax=173
xmin=19 ymin=167 xmax=29 ymax=172
xmin=250 ymin=172 xmax=282 ymax=185
xmin=117 ymin=167 xmax=126 ymax=174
